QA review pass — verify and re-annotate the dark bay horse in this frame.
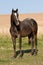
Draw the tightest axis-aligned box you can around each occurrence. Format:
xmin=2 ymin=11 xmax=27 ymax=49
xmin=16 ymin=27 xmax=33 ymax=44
xmin=10 ymin=9 xmax=38 ymax=58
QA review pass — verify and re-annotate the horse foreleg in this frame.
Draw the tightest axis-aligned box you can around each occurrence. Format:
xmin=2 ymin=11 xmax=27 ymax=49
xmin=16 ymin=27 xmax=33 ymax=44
xmin=11 ymin=36 xmax=16 ymax=58
xmin=19 ymin=35 xmax=23 ymax=57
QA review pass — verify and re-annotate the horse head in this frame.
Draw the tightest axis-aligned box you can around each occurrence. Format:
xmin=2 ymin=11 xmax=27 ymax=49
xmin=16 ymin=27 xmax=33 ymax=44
xmin=11 ymin=9 xmax=19 ymax=26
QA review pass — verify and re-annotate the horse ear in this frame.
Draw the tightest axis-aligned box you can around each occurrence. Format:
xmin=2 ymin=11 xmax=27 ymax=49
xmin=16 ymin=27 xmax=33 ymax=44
xmin=12 ymin=9 xmax=14 ymax=13
xmin=16 ymin=9 xmax=18 ymax=12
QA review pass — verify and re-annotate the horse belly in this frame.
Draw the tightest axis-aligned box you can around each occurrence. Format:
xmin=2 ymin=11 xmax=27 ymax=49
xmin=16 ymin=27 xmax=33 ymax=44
xmin=21 ymin=28 xmax=31 ymax=37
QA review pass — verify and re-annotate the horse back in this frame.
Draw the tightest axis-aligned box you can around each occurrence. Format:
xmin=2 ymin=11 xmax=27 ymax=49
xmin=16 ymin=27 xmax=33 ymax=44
xmin=20 ymin=18 xmax=38 ymax=35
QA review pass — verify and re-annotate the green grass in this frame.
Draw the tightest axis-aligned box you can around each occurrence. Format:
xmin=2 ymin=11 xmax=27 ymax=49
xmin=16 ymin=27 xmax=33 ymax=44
xmin=0 ymin=35 xmax=43 ymax=65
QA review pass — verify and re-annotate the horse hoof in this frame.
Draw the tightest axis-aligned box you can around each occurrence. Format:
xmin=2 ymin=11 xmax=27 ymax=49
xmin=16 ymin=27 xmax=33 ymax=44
xmin=13 ymin=56 xmax=16 ymax=58
xmin=34 ymin=52 xmax=37 ymax=55
xmin=19 ymin=53 xmax=23 ymax=58
xmin=19 ymin=54 xmax=23 ymax=58
xmin=14 ymin=54 xmax=17 ymax=58
xmin=34 ymin=50 xmax=38 ymax=55
xmin=29 ymin=53 xmax=32 ymax=56
xmin=31 ymin=51 xmax=34 ymax=55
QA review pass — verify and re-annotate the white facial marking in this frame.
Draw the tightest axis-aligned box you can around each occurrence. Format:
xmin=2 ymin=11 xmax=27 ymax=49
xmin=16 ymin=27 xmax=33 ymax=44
xmin=14 ymin=13 xmax=17 ymax=16
xmin=14 ymin=13 xmax=18 ymax=19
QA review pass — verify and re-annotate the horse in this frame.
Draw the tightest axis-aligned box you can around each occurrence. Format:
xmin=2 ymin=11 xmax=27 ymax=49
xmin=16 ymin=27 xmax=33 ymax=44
xmin=10 ymin=9 xmax=38 ymax=58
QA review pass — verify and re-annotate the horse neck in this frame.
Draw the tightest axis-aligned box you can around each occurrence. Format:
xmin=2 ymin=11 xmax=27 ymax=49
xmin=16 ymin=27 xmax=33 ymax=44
xmin=11 ymin=15 xmax=15 ymax=27
xmin=11 ymin=20 xmax=15 ymax=26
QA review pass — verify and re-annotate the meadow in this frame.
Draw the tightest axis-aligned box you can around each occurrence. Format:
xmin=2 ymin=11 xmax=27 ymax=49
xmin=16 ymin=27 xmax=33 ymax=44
xmin=0 ymin=13 xmax=43 ymax=65
xmin=0 ymin=35 xmax=43 ymax=65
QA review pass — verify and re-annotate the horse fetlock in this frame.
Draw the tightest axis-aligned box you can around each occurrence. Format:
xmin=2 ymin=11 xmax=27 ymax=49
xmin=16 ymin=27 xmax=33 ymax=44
xmin=34 ymin=49 xmax=38 ymax=55
xmin=14 ymin=52 xmax=17 ymax=58
xmin=31 ymin=50 xmax=34 ymax=55
xmin=19 ymin=51 xmax=23 ymax=57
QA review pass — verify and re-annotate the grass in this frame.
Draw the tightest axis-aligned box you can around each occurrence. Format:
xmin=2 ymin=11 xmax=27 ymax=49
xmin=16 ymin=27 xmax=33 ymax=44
xmin=0 ymin=35 xmax=43 ymax=65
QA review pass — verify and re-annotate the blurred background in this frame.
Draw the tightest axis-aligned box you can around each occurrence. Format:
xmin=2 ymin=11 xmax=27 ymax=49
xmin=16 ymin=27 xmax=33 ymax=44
xmin=0 ymin=0 xmax=43 ymax=35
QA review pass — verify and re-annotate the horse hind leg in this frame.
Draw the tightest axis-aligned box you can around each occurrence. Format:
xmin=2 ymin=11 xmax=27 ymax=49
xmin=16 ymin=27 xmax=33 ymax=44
xmin=34 ymin=34 xmax=38 ymax=55
xmin=28 ymin=34 xmax=31 ymax=45
xmin=31 ymin=35 xmax=35 ymax=55
xmin=28 ymin=37 xmax=31 ymax=45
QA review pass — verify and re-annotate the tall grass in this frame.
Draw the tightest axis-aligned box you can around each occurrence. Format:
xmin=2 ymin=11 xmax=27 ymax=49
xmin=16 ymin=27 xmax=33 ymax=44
xmin=0 ymin=35 xmax=43 ymax=65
